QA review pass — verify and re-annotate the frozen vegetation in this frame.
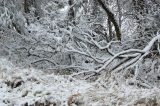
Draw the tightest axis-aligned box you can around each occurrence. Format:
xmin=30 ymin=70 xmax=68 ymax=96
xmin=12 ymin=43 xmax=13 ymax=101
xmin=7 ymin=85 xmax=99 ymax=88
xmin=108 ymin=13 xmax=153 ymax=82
xmin=1 ymin=58 xmax=160 ymax=106
xmin=0 ymin=0 xmax=160 ymax=106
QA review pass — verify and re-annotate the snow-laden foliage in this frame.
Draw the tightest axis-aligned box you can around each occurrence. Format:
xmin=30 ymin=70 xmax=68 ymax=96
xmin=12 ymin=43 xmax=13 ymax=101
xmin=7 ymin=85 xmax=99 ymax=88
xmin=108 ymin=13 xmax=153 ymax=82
xmin=0 ymin=58 xmax=91 ymax=106
xmin=0 ymin=58 xmax=160 ymax=106
xmin=0 ymin=0 xmax=27 ymax=34
xmin=0 ymin=0 xmax=160 ymax=105
xmin=0 ymin=0 xmax=159 ymax=84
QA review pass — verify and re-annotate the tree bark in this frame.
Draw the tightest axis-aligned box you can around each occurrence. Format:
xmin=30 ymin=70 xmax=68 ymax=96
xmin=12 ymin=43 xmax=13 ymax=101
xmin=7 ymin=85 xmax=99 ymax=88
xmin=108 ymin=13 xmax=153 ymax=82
xmin=97 ymin=0 xmax=121 ymax=41
xmin=68 ymin=0 xmax=75 ymax=24
xmin=24 ymin=0 xmax=30 ymax=13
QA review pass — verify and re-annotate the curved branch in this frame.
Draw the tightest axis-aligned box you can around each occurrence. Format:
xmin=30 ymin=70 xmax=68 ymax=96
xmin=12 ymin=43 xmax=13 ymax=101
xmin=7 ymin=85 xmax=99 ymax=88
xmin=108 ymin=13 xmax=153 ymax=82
xmin=96 ymin=33 xmax=160 ymax=73
xmin=97 ymin=0 xmax=121 ymax=41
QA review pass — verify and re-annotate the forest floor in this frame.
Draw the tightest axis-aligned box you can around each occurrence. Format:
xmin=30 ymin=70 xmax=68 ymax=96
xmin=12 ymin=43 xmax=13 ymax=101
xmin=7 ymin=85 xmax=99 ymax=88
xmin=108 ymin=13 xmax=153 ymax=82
xmin=0 ymin=58 xmax=160 ymax=106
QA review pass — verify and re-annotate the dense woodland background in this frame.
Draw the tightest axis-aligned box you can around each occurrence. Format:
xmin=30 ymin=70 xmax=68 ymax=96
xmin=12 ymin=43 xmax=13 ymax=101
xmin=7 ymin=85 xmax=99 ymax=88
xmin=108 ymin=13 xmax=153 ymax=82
xmin=0 ymin=0 xmax=160 ymax=106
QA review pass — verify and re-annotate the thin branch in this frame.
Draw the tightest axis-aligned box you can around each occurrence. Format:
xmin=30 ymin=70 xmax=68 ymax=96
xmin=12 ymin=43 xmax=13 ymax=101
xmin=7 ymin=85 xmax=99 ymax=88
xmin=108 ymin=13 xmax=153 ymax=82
xmin=31 ymin=58 xmax=57 ymax=66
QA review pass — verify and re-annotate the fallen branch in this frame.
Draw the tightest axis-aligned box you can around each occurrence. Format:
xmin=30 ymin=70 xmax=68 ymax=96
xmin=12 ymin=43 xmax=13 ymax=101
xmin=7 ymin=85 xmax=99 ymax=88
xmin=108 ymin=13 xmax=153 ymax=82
xmin=70 ymin=34 xmax=160 ymax=79
xmin=97 ymin=33 xmax=160 ymax=73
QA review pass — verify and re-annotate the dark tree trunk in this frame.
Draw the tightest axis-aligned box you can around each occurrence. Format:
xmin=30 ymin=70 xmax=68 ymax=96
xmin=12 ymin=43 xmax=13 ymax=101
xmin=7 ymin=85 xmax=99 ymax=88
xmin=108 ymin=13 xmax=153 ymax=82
xmin=97 ymin=0 xmax=121 ymax=41
xmin=68 ymin=0 xmax=75 ymax=24
xmin=24 ymin=0 xmax=30 ymax=13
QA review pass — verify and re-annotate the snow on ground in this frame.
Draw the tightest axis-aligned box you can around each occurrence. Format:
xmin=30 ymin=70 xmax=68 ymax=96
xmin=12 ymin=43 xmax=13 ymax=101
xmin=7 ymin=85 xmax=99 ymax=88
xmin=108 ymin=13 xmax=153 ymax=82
xmin=1 ymin=58 xmax=160 ymax=106
xmin=82 ymin=80 xmax=160 ymax=106
xmin=0 ymin=58 xmax=92 ymax=106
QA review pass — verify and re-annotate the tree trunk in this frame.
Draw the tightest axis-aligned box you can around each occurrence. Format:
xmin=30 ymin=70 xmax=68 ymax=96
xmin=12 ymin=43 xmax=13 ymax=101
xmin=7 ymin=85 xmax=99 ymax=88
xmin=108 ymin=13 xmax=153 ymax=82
xmin=24 ymin=0 xmax=30 ymax=13
xmin=68 ymin=0 xmax=75 ymax=24
xmin=97 ymin=0 xmax=121 ymax=41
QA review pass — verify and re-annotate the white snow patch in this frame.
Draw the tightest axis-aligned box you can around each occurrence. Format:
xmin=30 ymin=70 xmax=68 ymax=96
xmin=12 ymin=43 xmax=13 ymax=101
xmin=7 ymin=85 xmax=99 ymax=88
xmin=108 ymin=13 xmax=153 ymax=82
xmin=0 ymin=58 xmax=92 ymax=106
xmin=1 ymin=58 xmax=160 ymax=106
